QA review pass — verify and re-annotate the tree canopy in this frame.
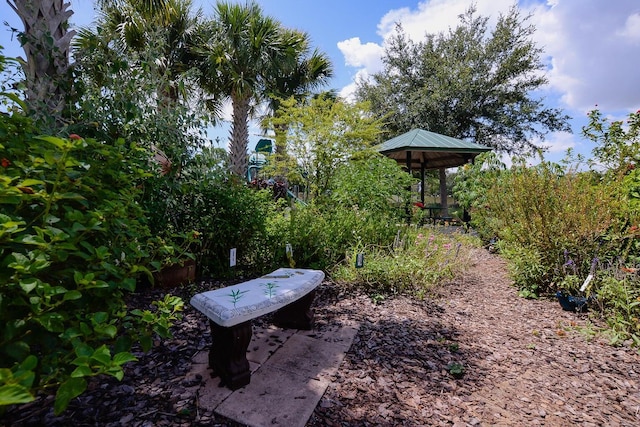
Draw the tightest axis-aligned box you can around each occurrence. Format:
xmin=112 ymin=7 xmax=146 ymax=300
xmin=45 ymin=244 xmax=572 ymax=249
xmin=356 ymin=5 xmax=571 ymax=154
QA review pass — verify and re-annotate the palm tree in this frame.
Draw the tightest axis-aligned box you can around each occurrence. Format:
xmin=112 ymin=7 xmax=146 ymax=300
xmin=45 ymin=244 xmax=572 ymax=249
xmin=7 ymin=0 xmax=75 ymax=129
xmin=262 ymin=28 xmax=333 ymax=156
xmin=196 ymin=1 xmax=288 ymax=178
xmin=93 ymin=0 xmax=202 ymax=104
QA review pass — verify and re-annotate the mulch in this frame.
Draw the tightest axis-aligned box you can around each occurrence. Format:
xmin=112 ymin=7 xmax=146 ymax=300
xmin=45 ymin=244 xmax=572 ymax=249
xmin=3 ymin=247 xmax=640 ymax=426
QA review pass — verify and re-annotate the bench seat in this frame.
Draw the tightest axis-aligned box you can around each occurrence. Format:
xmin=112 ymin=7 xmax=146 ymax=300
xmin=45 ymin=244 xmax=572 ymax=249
xmin=191 ymin=268 xmax=325 ymax=327
xmin=190 ymin=268 xmax=325 ymax=389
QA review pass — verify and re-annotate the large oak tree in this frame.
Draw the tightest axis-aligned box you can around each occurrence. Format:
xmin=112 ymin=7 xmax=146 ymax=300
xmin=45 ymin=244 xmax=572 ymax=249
xmin=356 ymin=5 xmax=571 ymax=154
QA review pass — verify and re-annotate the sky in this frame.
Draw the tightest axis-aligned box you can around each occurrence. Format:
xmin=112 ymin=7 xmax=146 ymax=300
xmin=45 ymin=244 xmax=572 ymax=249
xmin=1 ymin=0 xmax=639 ymax=165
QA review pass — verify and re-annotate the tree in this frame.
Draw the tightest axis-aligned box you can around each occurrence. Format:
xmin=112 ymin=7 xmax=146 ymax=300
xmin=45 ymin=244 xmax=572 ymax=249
xmin=583 ymin=109 xmax=640 ymax=175
xmin=7 ymin=0 xmax=76 ymax=129
xmin=264 ymin=96 xmax=384 ymax=199
xmin=356 ymin=5 xmax=571 ymax=154
xmin=91 ymin=0 xmax=202 ymax=104
xmin=262 ymin=28 xmax=333 ymax=156
xmin=72 ymin=0 xmax=209 ymax=169
xmin=196 ymin=1 xmax=295 ymax=178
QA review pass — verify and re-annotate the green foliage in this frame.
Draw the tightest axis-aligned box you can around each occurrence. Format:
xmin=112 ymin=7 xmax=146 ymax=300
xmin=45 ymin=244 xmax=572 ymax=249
xmin=195 ymin=1 xmax=293 ymax=177
xmin=477 ymin=160 xmax=620 ymax=296
xmin=0 ymin=108 xmax=183 ymax=413
xmin=452 ymin=152 xmax=506 ymax=214
xmin=142 ymin=148 xmax=280 ymax=277
xmin=591 ymin=269 xmax=640 ymax=347
xmin=583 ymin=109 xmax=640 ymax=175
xmin=495 ymin=242 xmax=545 ymax=299
xmin=330 ymin=149 xmax=414 ymax=213
xmin=332 ymin=228 xmax=476 ymax=295
xmin=72 ymin=25 xmax=209 ymax=164
xmin=356 ymin=5 xmax=570 ymax=154
xmin=264 ymin=96 xmax=386 ymax=198
xmin=447 ymin=362 xmax=465 ymax=379
xmin=275 ymin=150 xmax=412 ymax=270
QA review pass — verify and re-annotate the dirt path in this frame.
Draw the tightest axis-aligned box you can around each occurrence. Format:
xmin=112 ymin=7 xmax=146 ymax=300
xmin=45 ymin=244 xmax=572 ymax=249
xmin=308 ymin=248 xmax=640 ymax=426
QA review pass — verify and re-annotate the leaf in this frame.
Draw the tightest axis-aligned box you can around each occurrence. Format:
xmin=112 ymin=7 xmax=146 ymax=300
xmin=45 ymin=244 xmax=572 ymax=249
xmin=70 ymin=365 xmax=92 ymax=378
xmin=38 ymin=313 xmax=65 ymax=333
xmin=18 ymin=179 xmax=45 ymax=187
xmin=94 ymin=324 xmax=117 ymax=339
xmin=140 ymin=335 xmax=153 ymax=352
xmin=113 ymin=352 xmax=137 ymax=366
xmin=92 ymin=312 xmax=108 ymax=324
xmin=20 ymin=355 xmax=38 ymax=372
xmin=54 ymin=377 xmax=87 ymax=415
xmin=37 ymin=135 xmax=69 ymax=150
xmin=19 ymin=279 xmax=38 ymax=294
xmin=90 ymin=345 xmax=112 ymax=366
xmin=120 ymin=278 xmax=136 ymax=292
xmin=0 ymin=384 xmax=35 ymax=406
xmin=63 ymin=290 xmax=82 ymax=301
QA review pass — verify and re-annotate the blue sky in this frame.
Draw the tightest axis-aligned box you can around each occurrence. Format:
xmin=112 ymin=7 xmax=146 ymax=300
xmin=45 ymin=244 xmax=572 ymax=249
xmin=2 ymin=0 xmax=639 ymax=165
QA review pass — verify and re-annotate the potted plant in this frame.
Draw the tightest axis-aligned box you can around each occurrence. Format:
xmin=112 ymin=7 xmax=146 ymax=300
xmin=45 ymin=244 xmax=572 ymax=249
xmin=555 ymin=274 xmax=594 ymax=312
xmin=146 ymin=231 xmax=200 ymax=288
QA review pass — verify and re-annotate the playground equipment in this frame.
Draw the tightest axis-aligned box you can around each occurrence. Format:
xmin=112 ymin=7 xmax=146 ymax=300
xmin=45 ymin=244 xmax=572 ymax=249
xmin=246 ymin=138 xmax=307 ymax=205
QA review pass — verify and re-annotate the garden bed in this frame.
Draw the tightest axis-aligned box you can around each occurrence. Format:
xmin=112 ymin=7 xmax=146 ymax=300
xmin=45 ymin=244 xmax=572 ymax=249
xmin=4 ymin=248 xmax=640 ymax=426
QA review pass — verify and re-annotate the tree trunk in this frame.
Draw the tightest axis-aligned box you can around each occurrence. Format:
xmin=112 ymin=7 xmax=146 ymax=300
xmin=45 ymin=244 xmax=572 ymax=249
xmin=8 ymin=0 xmax=76 ymax=128
xmin=439 ymin=168 xmax=448 ymax=216
xmin=229 ymin=94 xmax=250 ymax=178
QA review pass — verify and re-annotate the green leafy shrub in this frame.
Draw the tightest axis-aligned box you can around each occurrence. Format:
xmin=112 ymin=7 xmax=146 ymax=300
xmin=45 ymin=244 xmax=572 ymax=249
xmin=478 ymin=160 xmax=620 ymax=296
xmin=591 ymin=269 xmax=640 ymax=347
xmin=275 ymin=150 xmax=412 ymax=270
xmin=0 ymin=111 xmax=182 ymax=413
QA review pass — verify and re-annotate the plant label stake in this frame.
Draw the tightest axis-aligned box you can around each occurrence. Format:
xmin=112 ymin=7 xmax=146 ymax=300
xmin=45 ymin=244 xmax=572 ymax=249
xmin=230 ymin=248 xmax=237 ymax=267
xmin=356 ymin=253 xmax=364 ymax=268
xmin=285 ymin=243 xmax=295 ymax=267
xmin=580 ymin=273 xmax=593 ymax=293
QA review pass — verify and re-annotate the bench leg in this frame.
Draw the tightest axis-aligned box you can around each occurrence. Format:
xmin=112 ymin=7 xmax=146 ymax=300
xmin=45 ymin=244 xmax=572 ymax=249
xmin=208 ymin=320 xmax=252 ymax=390
xmin=272 ymin=290 xmax=316 ymax=330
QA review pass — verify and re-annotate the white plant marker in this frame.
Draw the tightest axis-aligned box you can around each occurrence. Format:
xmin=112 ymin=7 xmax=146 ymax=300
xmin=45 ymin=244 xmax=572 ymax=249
xmin=230 ymin=248 xmax=237 ymax=267
xmin=580 ymin=274 xmax=594 ymax=293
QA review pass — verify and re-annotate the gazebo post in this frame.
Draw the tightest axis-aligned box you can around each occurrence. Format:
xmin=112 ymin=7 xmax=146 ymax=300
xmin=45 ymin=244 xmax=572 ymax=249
xmin=420 ymin=162 xmax=425 ymax=204
xmin=439 ymin=168 xmax=448 ymax=217
xmin=405 ymin=151 xmax=412 ymax=224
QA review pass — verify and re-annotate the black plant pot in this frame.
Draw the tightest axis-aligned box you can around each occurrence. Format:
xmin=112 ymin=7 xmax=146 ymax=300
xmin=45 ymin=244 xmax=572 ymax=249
xmin=555 ymin=291 xmax=594 ymax=313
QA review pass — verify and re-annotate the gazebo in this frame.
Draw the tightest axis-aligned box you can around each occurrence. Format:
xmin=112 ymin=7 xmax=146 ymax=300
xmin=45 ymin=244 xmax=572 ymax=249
xmin=377 ymin=129 xmax=492 ymax=217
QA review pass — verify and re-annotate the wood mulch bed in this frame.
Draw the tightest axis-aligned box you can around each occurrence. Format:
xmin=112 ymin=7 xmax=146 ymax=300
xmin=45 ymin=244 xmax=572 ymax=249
xmin=3 ymin=247 xmax=640 ymax=426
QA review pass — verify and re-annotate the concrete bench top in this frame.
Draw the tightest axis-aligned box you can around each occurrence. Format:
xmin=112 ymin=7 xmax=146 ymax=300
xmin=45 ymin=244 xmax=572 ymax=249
xmin=190 ymin=268 xmax=325 ymax=327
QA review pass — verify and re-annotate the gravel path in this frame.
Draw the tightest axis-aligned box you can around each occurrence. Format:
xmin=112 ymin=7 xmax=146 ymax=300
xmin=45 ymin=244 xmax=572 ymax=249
xmin=309 ymin=248 xmax=640 ymax=426
xmin=3 ymin=247 xmax=640 ymax=426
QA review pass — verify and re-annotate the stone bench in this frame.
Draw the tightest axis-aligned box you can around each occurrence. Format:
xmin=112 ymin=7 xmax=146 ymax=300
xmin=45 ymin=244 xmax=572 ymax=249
xmin=190 ymin=268 xmax=325 ymax=390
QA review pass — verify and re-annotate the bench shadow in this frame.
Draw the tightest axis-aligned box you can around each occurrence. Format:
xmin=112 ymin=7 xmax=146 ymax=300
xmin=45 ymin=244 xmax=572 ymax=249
xmin=307 ymin=284 xmax=492 ymax=426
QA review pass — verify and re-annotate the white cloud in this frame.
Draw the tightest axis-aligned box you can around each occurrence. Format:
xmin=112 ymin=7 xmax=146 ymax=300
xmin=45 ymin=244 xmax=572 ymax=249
xmin=537 ymin=131 xmax=576 ymax=154
xmin=377 ymin=0 xmax=514 ymax=42
xmin=617 ymin=12 xmax=640 ymax=41
xmin=336 ymin=37 xmax=384 ymax=71
xmin=529 ymin=0 xmax=640 ymax=111
xmin=337 ymin=0 xmax=640 ymax=116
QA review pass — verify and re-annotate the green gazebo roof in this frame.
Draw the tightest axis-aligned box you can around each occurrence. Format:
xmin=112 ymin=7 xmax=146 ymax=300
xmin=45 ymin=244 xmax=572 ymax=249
xmin=377 ymin=129 xmax=492 ymax=169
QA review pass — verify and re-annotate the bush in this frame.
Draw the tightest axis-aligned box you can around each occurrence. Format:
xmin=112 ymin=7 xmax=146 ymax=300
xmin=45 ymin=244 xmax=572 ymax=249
xmin=477 ymin=160 xmax=620 ymax=296
xmin=591 ymin=268 xmax=640 ymax=346
xmin=331 ymin=228 xmax=477 ymax=296
xmin=0 ymin=111 xmax=182 ymax=413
